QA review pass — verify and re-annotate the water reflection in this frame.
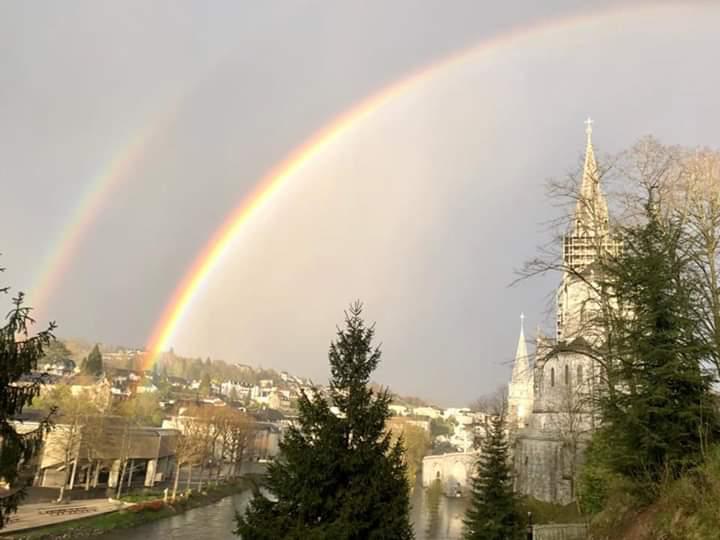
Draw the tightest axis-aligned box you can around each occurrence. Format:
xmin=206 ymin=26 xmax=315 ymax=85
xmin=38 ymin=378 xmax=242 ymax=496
xmin=410 ymin=475 xmax=469 ymax=540
xmin=100 ymin=477 xmax=469 ymax=539
xmin=425 ymin=479 xmax=442 ymax=538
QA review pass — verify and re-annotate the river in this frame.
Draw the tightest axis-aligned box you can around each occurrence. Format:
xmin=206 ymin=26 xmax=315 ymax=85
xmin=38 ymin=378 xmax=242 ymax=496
xmin=100 ymin=477 xmax=469 ymax=539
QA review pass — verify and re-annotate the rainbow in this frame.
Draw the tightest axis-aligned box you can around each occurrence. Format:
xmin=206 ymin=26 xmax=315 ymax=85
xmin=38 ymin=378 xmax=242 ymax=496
xmin=29 ymin=124 xmax=159 ymax=321
xmin=136 ymin=3 xmax=681 ymax=369
xmin=27 ymin=53 xmax=235 ymax=323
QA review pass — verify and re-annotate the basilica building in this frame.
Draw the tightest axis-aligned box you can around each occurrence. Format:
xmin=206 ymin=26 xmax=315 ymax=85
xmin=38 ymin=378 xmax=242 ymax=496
xmin=507 ymin=121 xmax=620 ymax=504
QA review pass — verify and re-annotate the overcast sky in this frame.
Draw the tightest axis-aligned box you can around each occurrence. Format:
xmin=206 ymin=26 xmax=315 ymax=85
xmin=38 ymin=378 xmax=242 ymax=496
xmin=2 ymin=1 xmax=719 ymax=405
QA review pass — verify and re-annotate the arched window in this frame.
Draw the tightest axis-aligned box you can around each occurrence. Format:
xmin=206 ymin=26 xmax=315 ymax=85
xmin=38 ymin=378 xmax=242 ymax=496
xmin=550 ymin=367 xmax=555 ymax=387
xmin=565 ymin=365 xmax=570 ymax=385
xmin=577 ymin=365 xmax=583 ymax=383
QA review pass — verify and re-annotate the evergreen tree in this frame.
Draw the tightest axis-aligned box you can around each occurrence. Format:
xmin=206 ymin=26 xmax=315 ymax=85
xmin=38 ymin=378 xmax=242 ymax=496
xmin=151 ymin=362 xmax=160 ymax=386
xmin=463 ymin=411 xmax=522 ymax=540
xmin=595 ymin=195 xmax=720 ymax=486
xmin=236 ymin=302 xmax=413 ymax=539
xmin=83 ymin=344 xmax=103 ymax=376
xmin=199 ymin=372 xmax=212 ymax=396
xmin=41 ymin=340 xmax=71 ymax=365
xmin=0 ymin=276 xmax=55 ymax=528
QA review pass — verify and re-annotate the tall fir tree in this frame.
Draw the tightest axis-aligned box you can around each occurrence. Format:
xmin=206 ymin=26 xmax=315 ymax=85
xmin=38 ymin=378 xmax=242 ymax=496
xmin=595 ymin=195 xmax=720 ymax=486
xmin=463 ymin=411 xmax=522 ymax=540
xmin=0 ymin=271 xmax=55 ymax=528
xmin=236 ymin=302 xmax=413 ymax=540
xmin=199 ymin=372 xmax=212 ymax=396
xmin=83 ymin=344 xmax=103 ymax=376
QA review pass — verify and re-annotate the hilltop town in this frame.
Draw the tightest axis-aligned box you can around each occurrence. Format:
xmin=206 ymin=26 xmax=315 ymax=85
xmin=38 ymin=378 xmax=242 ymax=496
xmin=20 ymin=337 xmax=493 ymax=500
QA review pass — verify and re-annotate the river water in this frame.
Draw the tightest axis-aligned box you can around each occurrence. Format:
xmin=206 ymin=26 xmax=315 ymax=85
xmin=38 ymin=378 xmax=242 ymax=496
xmin=100 ymin=478 xmax=469 ymax=539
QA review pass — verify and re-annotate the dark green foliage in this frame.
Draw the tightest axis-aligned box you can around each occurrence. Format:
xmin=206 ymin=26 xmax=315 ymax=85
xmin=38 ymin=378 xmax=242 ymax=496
xmin=82 ymin=344 xmax=103 ymax=376
xmin=41 ymin=340 xmax=72 ymax=365
xmin=463 ymin=412 xmax=522 ymax=540
xmin=0 ymin=269 xmax=55 ymax=529
xmin=429 ymin=417 xmax=452 ymax=438
xmin=199 ymin=372 xmax=212 ymax=396
xmin=236 ymin=302 xmax=413 ymax=539
xmin=596 ymin=199 xmax=720 ymax=489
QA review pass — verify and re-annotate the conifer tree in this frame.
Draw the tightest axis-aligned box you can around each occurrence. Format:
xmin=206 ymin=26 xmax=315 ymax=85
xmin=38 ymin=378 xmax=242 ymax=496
xmin=236 ymin=302 xmax=413 ymax=539
xmin=595 ymin=194 xmax=720 ymax=486
xmin=83 ymin=344 xmax=103 ymax=376
xmin=0 ymin=270 xmax=55 ymax=528
xmin=463 ymin=410 xmax=522 ymax=540
xmin=199 ymin=372 xmax=212 ymax=396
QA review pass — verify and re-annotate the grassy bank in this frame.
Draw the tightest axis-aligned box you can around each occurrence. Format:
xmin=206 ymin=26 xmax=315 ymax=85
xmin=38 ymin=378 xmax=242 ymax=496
xmin=585 ymin=446 xmax=720 ymax=539
xmin=5 ymin=480 xmax=251 ymax=540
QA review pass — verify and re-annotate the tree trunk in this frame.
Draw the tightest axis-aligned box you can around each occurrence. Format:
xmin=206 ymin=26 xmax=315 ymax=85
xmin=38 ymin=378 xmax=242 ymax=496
xmin=116 ymin=459 xmax=128 ymax=499
xmin=127 ymin=459 xmax=135 ymax=490
xmin=84 ymin=461 xmax=92 ymax=491
xmin=186 ymin=464 xmax=192 ymax=491
xmin=172 ymin=462 xmax=181 ymax=501
xmin=92 ymin=461 xmax=101 ymax=488
xmin=57 ymin=454 xmax=71 ymax=502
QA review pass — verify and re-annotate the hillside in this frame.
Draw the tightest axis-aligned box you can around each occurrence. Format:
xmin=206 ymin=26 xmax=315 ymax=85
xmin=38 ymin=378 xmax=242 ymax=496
xmin=588 ymin=446 xmax=720 ymax=540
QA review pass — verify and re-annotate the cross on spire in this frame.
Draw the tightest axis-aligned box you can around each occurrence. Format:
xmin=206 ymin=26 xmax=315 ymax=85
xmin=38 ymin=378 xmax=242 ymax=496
xmin=585 ymin=117 xmax=594 ymax=141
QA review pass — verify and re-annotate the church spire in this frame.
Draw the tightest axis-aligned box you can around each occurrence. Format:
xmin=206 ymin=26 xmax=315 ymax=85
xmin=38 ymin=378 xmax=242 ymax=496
xmin=511 ymin=313 xmax=529 ymax=382
xmin=573 ymin=117 xmax=608 ymax=235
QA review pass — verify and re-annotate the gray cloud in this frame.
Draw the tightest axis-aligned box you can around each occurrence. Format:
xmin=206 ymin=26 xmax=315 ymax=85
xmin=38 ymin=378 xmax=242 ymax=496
xmin=1 ymin=0 xmax=717 ymax=405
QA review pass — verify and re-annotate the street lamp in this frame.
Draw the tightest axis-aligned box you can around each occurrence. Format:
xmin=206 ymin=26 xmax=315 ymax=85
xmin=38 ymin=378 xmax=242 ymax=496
xmin=527 ymin=511 xmax=533 ymax=540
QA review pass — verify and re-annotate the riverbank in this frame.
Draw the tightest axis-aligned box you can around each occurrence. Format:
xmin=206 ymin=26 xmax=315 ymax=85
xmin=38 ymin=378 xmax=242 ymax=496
xmin=2 ymin=480 xmax=252 ymax=540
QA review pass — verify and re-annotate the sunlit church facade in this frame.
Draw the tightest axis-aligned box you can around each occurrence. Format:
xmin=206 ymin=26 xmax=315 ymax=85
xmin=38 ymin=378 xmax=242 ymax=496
xmin=507 ymin=121 xmax=620 ymax=504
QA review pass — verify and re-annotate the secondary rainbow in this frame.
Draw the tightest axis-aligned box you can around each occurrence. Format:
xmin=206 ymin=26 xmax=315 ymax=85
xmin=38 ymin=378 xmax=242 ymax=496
xmin=29 ymin=126 xmax=158 ymax=321
xmin=142 ymin=3 xmax=681 ymax=369
xmin=27 ymin=54 xmax=234 ymax=322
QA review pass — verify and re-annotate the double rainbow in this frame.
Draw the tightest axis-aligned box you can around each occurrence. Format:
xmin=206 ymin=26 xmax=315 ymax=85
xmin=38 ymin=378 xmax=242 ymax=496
xmin=21 ymin=3 xmax=682 ymax=369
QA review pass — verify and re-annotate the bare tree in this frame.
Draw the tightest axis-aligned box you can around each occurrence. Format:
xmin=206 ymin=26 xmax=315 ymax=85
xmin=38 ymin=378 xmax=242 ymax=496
xmin=548 ymin=378 xmax=593 ymax=500
xmin=34 ymin=385 xmax=99 ymax=501
xmin=169 ymin=413 xmax=205 ymax=500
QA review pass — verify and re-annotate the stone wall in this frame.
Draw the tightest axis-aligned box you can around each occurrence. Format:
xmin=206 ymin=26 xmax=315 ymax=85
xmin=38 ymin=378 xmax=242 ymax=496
xmin=513 ymin=433 xmax=572 ymax=504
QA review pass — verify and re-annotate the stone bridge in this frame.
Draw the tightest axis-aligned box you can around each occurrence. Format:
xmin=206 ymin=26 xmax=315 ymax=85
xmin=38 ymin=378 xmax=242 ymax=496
xmin=421 ymin=452 xmax=477 ymax=496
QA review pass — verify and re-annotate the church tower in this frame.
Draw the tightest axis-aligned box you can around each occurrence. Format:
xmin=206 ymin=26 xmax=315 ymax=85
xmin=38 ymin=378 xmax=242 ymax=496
xmin=556 ymin=120 xmax=619 ymax=340
xmin=508 ymin=313 xmax=533 ymax=429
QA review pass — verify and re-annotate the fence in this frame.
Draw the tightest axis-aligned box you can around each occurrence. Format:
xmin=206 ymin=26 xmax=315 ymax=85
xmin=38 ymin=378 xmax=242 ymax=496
xmin=533 ymin=523 xmax=588 ymax=540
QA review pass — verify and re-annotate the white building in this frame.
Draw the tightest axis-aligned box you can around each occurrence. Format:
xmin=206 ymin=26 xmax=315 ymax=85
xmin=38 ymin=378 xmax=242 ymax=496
xmin=412 ymin=406 xmax=442 ymax=419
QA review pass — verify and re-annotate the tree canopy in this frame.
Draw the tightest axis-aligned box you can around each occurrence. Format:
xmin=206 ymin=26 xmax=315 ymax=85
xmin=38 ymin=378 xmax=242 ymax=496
xmin=463 ymin=410 xmax=523 ymax=540
xmin=0 ymin=269 xmax=54 ymax=528
xmin=81 ymin=344 xmax=103 ymax=376
xmin=236 ymin=302 xmax=413 ymax=539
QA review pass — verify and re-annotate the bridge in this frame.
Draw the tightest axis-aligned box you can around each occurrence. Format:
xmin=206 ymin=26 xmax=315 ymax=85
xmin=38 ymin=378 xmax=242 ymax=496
xmin=421 ymin=451 xmax=477 ymax=496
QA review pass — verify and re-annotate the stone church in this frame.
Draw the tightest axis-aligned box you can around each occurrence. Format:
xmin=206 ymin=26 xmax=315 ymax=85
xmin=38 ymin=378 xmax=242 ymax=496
xmin=507 ymin=120 xmax=620 ymax=504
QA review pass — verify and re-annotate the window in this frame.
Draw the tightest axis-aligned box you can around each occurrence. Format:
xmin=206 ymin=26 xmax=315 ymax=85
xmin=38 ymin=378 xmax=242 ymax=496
xmin=550 ymin=367 xmax=555 ymax=387
xmin=565 ymin=365 xmax=569 ymax=385
xmin=577 ymin=365 xmax=583 ymax=383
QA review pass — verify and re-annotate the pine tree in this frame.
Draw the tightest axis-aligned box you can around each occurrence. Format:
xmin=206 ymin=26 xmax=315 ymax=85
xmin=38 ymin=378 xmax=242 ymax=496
xmin=0 ymin=273 xmax=55 ymax=528
xmin=199 ymin=372 xmax=212 ymax=396
xmin=236 ymin=302 xmax=413 ymax=539
xmin=463 ymin=411 xmax=522 ymax=540
xmin=595 ymin=196 xmax=720 ymax=486
xmin=83 ymin=344 xmax=103 ymax=376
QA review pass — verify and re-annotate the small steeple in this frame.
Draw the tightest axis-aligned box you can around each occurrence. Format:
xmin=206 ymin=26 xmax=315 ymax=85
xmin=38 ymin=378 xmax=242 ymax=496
xmin=511 ymin=313 xmax=530 ymax=382
xmin=573 ymin=117 xmax=608 ymax=235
